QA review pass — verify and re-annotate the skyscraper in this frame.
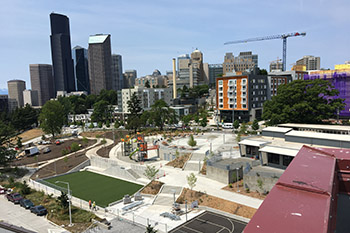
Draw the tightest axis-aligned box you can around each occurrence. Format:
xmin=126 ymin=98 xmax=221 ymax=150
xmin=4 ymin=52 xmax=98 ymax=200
xmin=29 ymin=64 xmax=55 ymax=106
xmin=50 ymin=13 xmax=75 ymax=94
xmin=7 ymin=80 xmax=26 ymax=110
xmin=73 ymin=46 xmax=90 ymax=93
xmin=111 ymin=54 xmax=123 ymax=90
xmin=88 ymin=34 xmax=112 ymax=95
xmin=296 ymin=55 xmax=320 ymax=71
xmin=123 ymin=70 xmax=137 ymax=88
xmin=223 ymin=51 xmax=258 ymax=74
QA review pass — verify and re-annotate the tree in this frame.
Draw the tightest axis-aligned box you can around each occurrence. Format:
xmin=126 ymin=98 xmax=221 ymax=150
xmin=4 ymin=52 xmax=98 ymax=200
xmin=0 ymin=121 xmax=15 ymax=167
xmin=91 ymin=100 xmax=110 ymax=123
xmin=233 ymin=120 xmax=240 ymax=129
xmin=16 ymin=137 xmax=23 ymax=149
xmin=262 ymin=79 xmax=345 ymax=125
xmin=144 ymin=165 xmax=159 ymax=180
xmin=19 ymin=181 xmax=31 ymax=195
xmin=187 ymin=173 xmax=197 ymax=190
xmin=39 ymin=100 xmax=65 ymax=139
xmin=240 ymin=123 xmax=248 ymax=134
xmin=182 ymin=114 xmax=192 ymax=127
xmin=57 ymin=96 xmax=72 ymax=125
xmin=252 ymin=119 xmax=259 ymax=131
xmin=57 ymin=191 xmax=69 ymax=209
xmin=150 ymin=100 xmax=175 ymax=131
xmin=11 ymin=104 xmax=39 ymax=131
xmin=127 ymin=93 xmax=143 ymax=133
xmin=146 ymin=224 xmax=158 ymax=233
xmin=141 ymin=111 xmax=151 ymax=127
xmin=259 ymin=69 xmax=268 ymax=75
xmin=145 ymin=80 xmax=151 ymax=88
xmin=187 ymin=134 xmax=197 ymax=147
xmin=200 ymin=115 xmax=207 ymax=127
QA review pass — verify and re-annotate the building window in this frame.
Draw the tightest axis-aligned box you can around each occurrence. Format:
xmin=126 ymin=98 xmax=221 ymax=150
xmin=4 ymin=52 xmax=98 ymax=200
xmin=283 ymin=156 xmax=294 ymax=166
xmin=242 ymin=104 xmax=247 ymax=108
xmin=268 ymin=153 xmax=280 ymax=165
xmin=219 ymin=104 xmax=223 ymax=108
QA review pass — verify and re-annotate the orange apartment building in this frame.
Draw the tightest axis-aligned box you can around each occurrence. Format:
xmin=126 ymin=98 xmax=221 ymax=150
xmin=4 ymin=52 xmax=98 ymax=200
xmin=216 ymin=72 xmax=268 ymax=123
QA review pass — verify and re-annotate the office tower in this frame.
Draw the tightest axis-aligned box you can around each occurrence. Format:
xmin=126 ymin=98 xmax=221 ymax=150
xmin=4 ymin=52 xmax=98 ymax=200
xmin=190 ymin=49 xmax=204 ymax=85
xmin=23 ymin=90 xmax=39 ymax=106
xmin=0 ymin=95 xmax=9 ymax=113
xmin=270 ymin=60 xmax=283 ymax=72
xmin=50 ymin=13 xmax=75 ymax=94
xmin=135 ymin=70 xmax=166 ymax=88
xmin=123 ymin=70 xmax=137 ymax=88
xmin=296 ymin=56 xmax=320 ymax=71
xmin=7 ymin=80 xmax=26 ymax=110
xmin=208 ymin=64 xmax=223 ymax=87
xmin=223 ymin=51 xmax=258 ymax=74
xmin=88 ymin=34 xmax=112 ymax=95
xmin=111 ymin=54 xmax=123 ymax=90
xmin=29 ymin=64 xmax=55 ymax=106
xmin=73 ymin=46 xmax=90 ymax=94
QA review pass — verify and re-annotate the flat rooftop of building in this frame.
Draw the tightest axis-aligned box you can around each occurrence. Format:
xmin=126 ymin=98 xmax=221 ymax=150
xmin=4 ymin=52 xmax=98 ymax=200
xmin=239 ymin=139 xmax=270 ymax=147
xmin=279 ymin=123 xmax=350 ymax=132
xmin=243 ymin=146 xmax=337 ymax=233
xmin=286 ymin=130 xmax=350 ymax=141
xmin=262 ymin=126 xmax=292 ymax=133
xmin=259 ymin=145 xmax=300 ymax=157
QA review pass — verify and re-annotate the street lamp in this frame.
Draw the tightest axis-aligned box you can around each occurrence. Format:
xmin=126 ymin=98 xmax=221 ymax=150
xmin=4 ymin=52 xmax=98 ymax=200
xmin=55 ymin=181 xmax=73 ymax=227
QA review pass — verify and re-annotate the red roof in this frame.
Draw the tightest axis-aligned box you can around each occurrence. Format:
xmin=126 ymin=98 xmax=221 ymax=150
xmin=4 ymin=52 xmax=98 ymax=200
xmin=243 ymin=146 xmax=342 ymax=233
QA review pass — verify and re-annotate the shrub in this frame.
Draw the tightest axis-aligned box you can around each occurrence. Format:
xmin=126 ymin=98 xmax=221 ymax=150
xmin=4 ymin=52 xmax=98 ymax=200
xmin=101 ymin=138 xmax=107 ymax=144
xmin=187 ymin=135 xmax=197 ymax=147
xmin=70 ymin=142 xmax=80 ymax=152
xmin=98 ymin=122 xmax=103 ymax=128
xmin=82 ymin=137 xmax=88 ymax=145
xmin=20 ymin=181 xmax=31 ymax=195
xmin=106 ymin=120 xmax=110 ymax=128
xmin=229 ymin=183 xmax=233 ymax=188
xmin=61 ymin=149 xmax=68 ymax=156
xmin=245 ymin=188 xmax=250 ymax=193
xmin=89 ymin=123 xmax=94 ymax=128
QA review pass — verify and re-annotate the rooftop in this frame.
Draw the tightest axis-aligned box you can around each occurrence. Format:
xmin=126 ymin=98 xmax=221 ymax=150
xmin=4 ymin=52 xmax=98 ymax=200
xmin=88 ymin=34 xmax=109 ymax=44
xmin=279 ymin=123 xmax=350 ymax=132
xmin=286 ymin=130 xmax=350 ymax=142
xmin=262 ymin=126 xmax=292 ymax=133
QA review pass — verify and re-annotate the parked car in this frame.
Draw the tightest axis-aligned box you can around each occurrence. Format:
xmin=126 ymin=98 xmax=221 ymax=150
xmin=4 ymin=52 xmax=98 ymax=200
xmin=6 ymin=193 xmax=23 ymax=204
xmin=0 ymin=187 xmax=9 ymax=195
xmin=30 ymin=205 xmax=47 ymax=216
xmin=42 ymin=147 xmax=51 ymax=154
xmin=20 ymin=199 xmax=34 ymax=209
xmin=24 ymin=147 xmax=39 ymax=157
xmin=55 ymin=140 xmax=62 ymax=145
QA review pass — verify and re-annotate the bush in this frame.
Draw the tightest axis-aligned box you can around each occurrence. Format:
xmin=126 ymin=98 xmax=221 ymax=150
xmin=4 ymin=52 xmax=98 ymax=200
xmin=245 ymin=188 xmax=250 ymax=193
xmin=61 ymin=149 xmax=68 ymax=156
xmin=20 ymin=181 xmax=31 ymax=195
xmin=187 ymin=135 xmax=197 ymax=147
xmin=229 ymin=183 xmax=233 ymax=188
xmin=70 ymin=142 xmax=80 ymax=152
xmin=89 ymin=123 xmax=94 ymax=128
xmin=106 ymin=120 xmax=110 ymax=128
xmin=101 ymin=138 xmax=107 ymax=144
xmin=82 ymin=137 xmax=88 ymax=145
xmin=98 ymin=122 xmax=103 ymax=128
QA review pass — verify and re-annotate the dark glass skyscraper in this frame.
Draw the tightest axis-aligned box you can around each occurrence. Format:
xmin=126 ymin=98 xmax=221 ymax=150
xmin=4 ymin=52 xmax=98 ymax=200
xmin=73 ymin=46 xmax=90 ymax=94
xmin=50 ymin=13 xmax=75 ymax=94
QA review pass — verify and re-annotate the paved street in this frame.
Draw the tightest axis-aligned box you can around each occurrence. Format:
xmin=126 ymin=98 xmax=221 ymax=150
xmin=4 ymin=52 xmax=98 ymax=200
xmin=0 ymin=195 xmax=66 ymax=233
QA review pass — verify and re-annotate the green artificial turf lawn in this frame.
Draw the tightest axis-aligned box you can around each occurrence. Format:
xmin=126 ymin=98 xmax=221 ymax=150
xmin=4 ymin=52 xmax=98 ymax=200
xmin=45 ymin=171 xmax=143 ymax=207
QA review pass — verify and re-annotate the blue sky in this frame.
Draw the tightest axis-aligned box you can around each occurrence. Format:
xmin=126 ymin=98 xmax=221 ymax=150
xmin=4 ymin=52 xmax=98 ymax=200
xmin=0 ymin=0 xmax=349 ymax=90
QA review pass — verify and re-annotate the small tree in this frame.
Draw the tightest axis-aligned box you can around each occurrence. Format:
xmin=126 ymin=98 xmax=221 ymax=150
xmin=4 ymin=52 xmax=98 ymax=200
xmin=57 ymin=191 xmax=69 ymax=209
xmin=106 ymin=120 xmax=110 ymax=128
xmin=144 ymin=165 xmax=159 ymax=180
xmin=16 ymin=137 xmax=22 ymax=148
xmin=70 ymin=142 xmax=80 ymax=152
xmin=101 ymin=138 xmax=107 ymax=144
xmin=236 ymin=133 xmax=241 ymax=143
xmin=98 ymin=122 xmax=103 ymax=128
xmin=20 ymin=181 xmax=31 ymax=195
xmin=82 ymin=137 xmax=88 ymax=146
xmin=146 ymin=224 xmax=158 ymax=233
xmin=252 ymin=119 xmax=259 ymax=131
xmin=187 ymin=135 xmax=197 ymax=147
xmin=240 ymin=123 xmax=247 ymax=134
xmin=89 ymin=123 xmax=94 ymax=128
xmin=187 ymin=173 xmax=197 ymax=190
xmin=233 ymin=120 xmax=240 ymax=129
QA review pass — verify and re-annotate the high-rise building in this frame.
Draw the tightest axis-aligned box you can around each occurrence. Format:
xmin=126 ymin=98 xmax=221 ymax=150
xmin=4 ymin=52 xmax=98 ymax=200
xmin=111 ymin=54 xmax=123 ymax=90
xmin=88 ymin=34 xmax=112 ymax=95
xmin=270 ymin=60 xmax=283 ymax=72
xmin=176 ymin=50 xmax=205 ymax=88
xmin=23 ymin=90 xmax=39 ymax=106
xmin=7 ymin=80 xmax=26 ymax=110
xmin=208 ymin=64 xmax=223 ymax=87
xmin=0 ymin=95 xmax=9 ymax=113
xmin=135 ymin=70 xmax=167 ymax=88
xmin=123 ymin=70 xmax=137 ymax=88
xmin=29 ymin=64 xmax=55 ymax=106
xmin=223 ymin=51 xmax=258 ymax=74
xmin=50 ymin=13 xmax=75 ymax=94
xmin=72 ymin=46 xmax=90 ymax=93
xmin=296 ymin=56 xmax=320 ymax=71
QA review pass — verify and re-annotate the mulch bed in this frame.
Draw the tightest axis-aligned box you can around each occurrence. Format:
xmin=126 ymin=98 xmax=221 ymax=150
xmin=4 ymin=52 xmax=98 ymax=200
xmin=222 ymin=181 xmax=267 ymax=200
xmin=176 ymin=188 xmax=257 ymax=219
xmin=166 ymin=153 xmax=191 ymax=169
xmin=141 ymin=180 xmax=164 ymax=195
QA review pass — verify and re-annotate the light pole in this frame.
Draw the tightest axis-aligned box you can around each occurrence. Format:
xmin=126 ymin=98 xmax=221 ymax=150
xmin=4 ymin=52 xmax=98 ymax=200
xmin=236 ymin=168 xmax=240 ymax=193
xmin=55 ymin=181 xmax=73 ymax=227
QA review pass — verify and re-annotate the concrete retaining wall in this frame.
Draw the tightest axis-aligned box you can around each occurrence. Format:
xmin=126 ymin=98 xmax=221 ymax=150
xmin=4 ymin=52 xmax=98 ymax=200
xmin=243 ymin=172 xmax=281 ymax=193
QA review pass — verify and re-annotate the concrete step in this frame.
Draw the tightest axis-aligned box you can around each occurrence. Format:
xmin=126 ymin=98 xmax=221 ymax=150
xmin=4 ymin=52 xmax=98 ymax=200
xmin=190 ymin=153 xmax=205 ymax=161
xmin=153 ymin=195 xmax=174 ymax=206
xmin=161 ymin=185 xmax=182 ymax=195
xmin=126 ymin=169 xmax=140 ymax=179
xmin=184 ymin=162 xmax=201 ymax=171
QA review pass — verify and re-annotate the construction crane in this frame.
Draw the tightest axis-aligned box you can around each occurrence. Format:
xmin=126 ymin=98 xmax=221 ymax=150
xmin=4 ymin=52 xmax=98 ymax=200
xmin=224 ymin=32 xmax=306 ymax=71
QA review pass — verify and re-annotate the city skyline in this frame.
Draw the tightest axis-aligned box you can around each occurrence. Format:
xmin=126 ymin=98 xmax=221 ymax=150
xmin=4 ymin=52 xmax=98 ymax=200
xmin=1 ymin=0 xmax=349 ymax=90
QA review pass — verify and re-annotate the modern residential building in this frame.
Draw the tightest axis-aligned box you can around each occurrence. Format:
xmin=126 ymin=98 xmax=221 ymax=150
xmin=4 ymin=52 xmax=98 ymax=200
xmin=23 ymin=90 xmax=39 ymax=106
xmin=111 ymin=54 xmax=123 ymax=91
xmin=223 ymin=51 xmax=258 ymax=75
xmin=49 ymin=13 xmax=75 ymax=94
xmin=120 ymin=86 xmax=173 ymax=113
xmin=123 ymin=70 xmax=137 ymax=88
xmin=267 ymin=70 xmax=307 ymax=98
xmin=88 ymin=34 xmax=112 ymax=95
xmin=72 ymin=46 xmax=90 ymax=94
xmin=7 ymin=80 xmax=26 ymax=110
xmin=29 ymin=64 xmax=55 ymax=106
xmin=0 ymin=95 xmax=8 ymax=113
xmin=216 ymin=70 xmax=268 ymax=122
xmin=305 ymin=63 xmax=350 ymax=118
xmin=296 ymin=55 xmax=320 ymax=71
xmin=135 ymin=70 xmax=166 ymax=88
